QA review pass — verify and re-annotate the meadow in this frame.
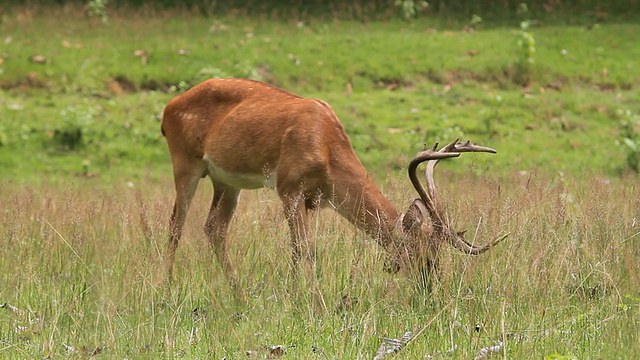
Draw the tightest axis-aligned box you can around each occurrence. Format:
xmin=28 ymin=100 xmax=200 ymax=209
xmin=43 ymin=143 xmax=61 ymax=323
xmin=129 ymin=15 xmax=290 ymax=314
xmin=1 ymin=4 xmax=640 ymax=359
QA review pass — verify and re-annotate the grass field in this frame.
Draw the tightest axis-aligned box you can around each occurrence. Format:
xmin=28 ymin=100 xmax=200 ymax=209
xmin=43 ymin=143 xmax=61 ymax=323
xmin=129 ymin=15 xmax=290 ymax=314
xmin=1 ymin=5 xmax=640 ymax=359
xmin=2 ymin=7 xmax=640 ymax=180
xmin=2 ymin=174 xmax=639 ymax=358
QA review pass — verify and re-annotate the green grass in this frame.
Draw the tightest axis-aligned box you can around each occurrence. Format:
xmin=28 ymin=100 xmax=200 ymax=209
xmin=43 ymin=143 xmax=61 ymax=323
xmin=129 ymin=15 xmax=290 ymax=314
xmin=1 ymin=6 xmax=640 ymax=359
xmin=1 ymin=174 xmax=639 ymax=358
xmin=1 ymin=9 xmax=639 ymax=181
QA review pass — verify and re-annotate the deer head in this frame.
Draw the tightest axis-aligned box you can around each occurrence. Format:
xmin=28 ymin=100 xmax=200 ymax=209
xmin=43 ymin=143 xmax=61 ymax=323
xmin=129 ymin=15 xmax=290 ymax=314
xmin=385 ymin=139 xmax=508 ymax=277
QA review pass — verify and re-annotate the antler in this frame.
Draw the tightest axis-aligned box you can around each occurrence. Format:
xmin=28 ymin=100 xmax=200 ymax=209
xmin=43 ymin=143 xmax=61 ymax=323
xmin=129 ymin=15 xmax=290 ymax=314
xmin=408 ymin=139 xmax=507 ymax=255
xmin=408 ymin=143 xmax=458 ymax=230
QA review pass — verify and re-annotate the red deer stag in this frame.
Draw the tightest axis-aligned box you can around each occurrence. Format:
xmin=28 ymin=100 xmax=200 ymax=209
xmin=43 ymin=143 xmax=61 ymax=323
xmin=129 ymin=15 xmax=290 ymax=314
xmin=161 ymin=78 xmax=506 ymax=302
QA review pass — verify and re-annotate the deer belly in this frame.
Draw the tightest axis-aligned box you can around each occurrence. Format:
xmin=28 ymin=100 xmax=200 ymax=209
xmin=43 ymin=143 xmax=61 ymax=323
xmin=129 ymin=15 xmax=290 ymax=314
xmin=203 ymin=156 xmax=276 ymax=189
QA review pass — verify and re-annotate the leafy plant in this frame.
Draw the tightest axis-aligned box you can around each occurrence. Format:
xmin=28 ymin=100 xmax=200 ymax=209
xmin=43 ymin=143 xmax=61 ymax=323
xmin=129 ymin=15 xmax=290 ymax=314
xmin=617 ymin=109 xmax=640 ymax=172
xmin=394 ymin=0 xmax=429 ymax=20
xmin=55 ymin=105 xmax=98 ymax=150
xmin=169 ymin=80 xmax=192 ymax=94
xmin=86 ymin=0 xmax=109 ymax=24
xmin=468 ymin=14 xmax=483 ymax=30
xmin=514 ymin=3 xmax=535 ymax=85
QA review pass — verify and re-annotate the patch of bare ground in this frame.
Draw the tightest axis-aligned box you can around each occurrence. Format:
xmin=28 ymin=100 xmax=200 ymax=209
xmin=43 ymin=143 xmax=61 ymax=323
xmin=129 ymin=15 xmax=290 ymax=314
xmin=0 ymin=72 xmax=49 ymax=90
xmin=423 ymin=68 xmax=634 ymax=92
xmin=0 ymin=69 xmax=175 ymax=94
xmin=106 ymin=76 xmax=173 ymax=95
xmin=0 ymin=71 xmax=634 ymax=94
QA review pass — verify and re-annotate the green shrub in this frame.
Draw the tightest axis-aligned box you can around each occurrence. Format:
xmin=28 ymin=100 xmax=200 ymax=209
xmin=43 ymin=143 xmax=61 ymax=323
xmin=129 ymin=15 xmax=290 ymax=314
xmin=54 ymin=105 xmax=98 ymax=150
xmin=86 ymin=0 xmax=109 ymax=23
xmin=394 ymin=0 xmax=429 ymax=20
xmin=514 ymin=3 xmax=535 ymax=86
xmin=617 ymin=109 xmax=640 ymax=172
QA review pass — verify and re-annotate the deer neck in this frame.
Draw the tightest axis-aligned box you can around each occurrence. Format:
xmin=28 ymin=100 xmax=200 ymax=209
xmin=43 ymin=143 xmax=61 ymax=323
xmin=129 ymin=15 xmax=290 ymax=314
xmin=330 ymin=173 xmax=402 ymax=248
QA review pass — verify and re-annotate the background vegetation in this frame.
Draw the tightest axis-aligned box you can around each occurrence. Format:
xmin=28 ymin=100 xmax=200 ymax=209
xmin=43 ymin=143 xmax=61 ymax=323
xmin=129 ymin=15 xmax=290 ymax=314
xmin=1 ymin=1 xmax=639 ymax=358
xmin=3 ymin=0 xmax=638 ymax=22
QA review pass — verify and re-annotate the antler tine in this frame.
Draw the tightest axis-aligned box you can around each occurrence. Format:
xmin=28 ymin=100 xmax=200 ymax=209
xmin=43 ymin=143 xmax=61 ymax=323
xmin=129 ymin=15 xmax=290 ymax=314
xmin=425 ymin=139 xmax=497 ymax=208
xmin=420 ymin=142 xmax=439 ymax=152
xmin=452 ymin=232 xmax=510 ymax=255
xmin=438 ymin=138 xmax=461 ymax=153
xmin=410 ymin=139 xmax=498 ymax=236
xmin=408 ymin=147 xmax=459 ymax=227
xmin=438 ymin=138 xmax=496 ymax=154
xmin=426 ymin=139 xmax=506 ymax=254
xmin=453 ymin=139 xmax=497 ymax=154
xmin=424 ymin=139 xmax=461 ymax=220
xmin=425 ymin=138 xmax=497 ymax=238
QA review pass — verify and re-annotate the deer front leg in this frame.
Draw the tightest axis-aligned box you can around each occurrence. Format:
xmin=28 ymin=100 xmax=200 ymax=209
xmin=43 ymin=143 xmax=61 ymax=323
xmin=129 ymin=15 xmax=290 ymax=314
xmin=281 ymin=192 xmax=326 ymax=312
xmin=205 ymin=181 xmax=246 ymax=303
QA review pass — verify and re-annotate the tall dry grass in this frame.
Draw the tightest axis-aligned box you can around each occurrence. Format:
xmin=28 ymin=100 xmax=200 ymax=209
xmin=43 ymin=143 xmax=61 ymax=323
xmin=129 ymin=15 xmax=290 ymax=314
xmin=0 ymin=171 xmax=638 ymax=357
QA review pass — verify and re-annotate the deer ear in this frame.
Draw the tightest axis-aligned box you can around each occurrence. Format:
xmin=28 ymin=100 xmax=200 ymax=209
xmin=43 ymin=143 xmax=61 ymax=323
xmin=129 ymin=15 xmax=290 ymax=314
xmin=402 ymin=199 xmax=427 ymax=232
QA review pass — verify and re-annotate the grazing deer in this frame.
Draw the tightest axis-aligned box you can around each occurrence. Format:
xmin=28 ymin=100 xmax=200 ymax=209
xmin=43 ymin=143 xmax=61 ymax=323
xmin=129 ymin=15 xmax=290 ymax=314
xmin=161 ymin=78 xmax=506 ymax=303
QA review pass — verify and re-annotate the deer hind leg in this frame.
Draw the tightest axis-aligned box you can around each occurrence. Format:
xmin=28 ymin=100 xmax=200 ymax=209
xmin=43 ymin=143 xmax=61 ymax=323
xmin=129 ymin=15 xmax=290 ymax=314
xmin=166 ymin=159 xmax=206 ymax=283
xmin=204 ymin=180 xmax=245 ymax=303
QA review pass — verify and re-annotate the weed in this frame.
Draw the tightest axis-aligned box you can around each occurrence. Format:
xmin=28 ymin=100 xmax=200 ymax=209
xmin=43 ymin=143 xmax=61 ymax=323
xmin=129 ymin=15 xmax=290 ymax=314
xmin=468 ymin=14 xmax=483 ymax=30
xmin=394 ymin=0 xmax=429 ymax=20
xmin=169 ymin=80 xmax=191 ymax=93
xmin=54 ymin=105 xmax=97 ymax=150
xmin=514 ymin=3 xmax=536 ymax=86
xmin=85 ymin=0 xmax=109 ymax=24
xmin=616 ymin=109 xmax=640 ymax=172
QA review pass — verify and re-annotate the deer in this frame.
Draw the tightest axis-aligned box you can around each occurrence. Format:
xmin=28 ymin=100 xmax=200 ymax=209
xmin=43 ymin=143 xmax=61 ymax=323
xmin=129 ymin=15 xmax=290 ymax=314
xmin=161 ymin=78 xmax=506 ymax=306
